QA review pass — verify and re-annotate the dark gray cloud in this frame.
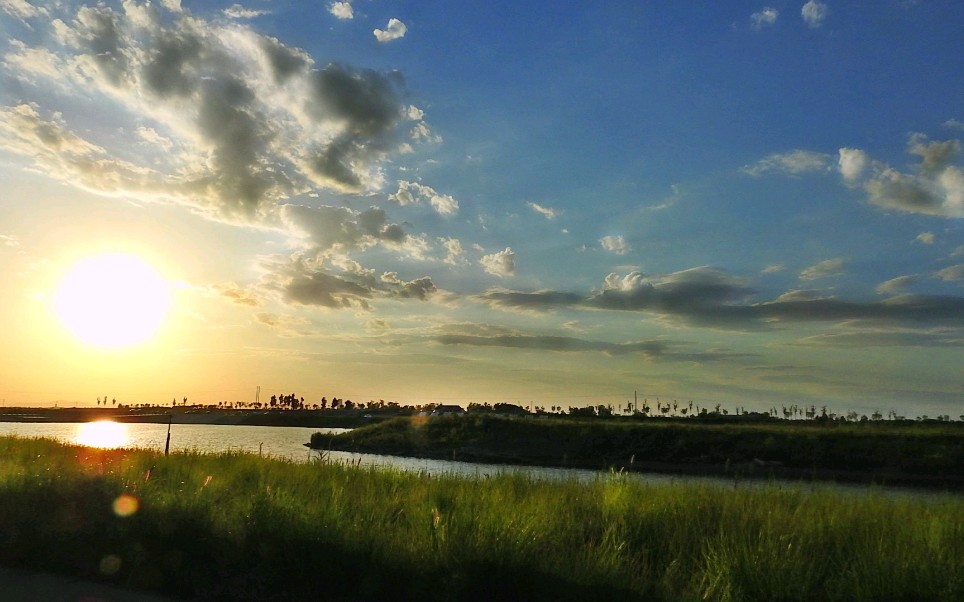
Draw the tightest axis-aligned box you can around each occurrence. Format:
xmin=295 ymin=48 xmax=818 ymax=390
xmin=478 ymin=289 xmax=584 ymax=312
xmin=284 ymin=267 xmax=374 ymax=309
xmin=259 ymin=36 xmax=309 ymax=83
xmin=854 ymin=135 xmax=964 ymax=218
xmin=473 ymin=266 xmax=964 ymax=328
xmin=382 ymin=273 xmax=437 ymax=300
xmin=589 ymin=268 xmax=756 ymax=313
xmin=256 ymin=253 xmax=438 ymax=311
xmin=279 ymin=204 xmax=416 ymax=254
xmin=310 ymin=65 xmax=404 ymax=137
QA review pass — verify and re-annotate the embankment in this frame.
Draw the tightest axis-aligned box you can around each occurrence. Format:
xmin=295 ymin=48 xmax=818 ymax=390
xmin=312 ymin=414 xmax=964 ymax=490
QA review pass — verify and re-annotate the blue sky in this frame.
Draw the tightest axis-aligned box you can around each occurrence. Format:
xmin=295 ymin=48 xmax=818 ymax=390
xmin=0 ymin=1 xmax=962 ymax=417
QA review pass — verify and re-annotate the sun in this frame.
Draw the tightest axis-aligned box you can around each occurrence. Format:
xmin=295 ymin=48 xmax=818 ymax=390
xmin=54 ymin=253 xmax=172 ymax=348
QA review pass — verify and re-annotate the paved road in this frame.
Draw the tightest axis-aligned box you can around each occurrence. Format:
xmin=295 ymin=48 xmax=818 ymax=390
xmin=0 ymin=567 xmax=183 ymax=602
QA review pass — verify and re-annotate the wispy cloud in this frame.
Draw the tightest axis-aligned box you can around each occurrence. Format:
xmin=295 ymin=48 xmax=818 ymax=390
xmin=743 ymin=149 xmax=831 ymax=176
xmin=434 ymin=323 xmax=752 ymax=362
xmin=600 ymin=235 xmax=631 ymax=255
xmin=934 ymin=264 xmax=964 ymax=282
xmin=875 ymin=275 xmax=920 ymax=294
xmin=0 ymin=0 xmax=48 ymax=22
xmin=527 ymin=201 xmax=558 ymax=220
xmin=800 ymin=258 xmax=846 ymax=281
xmin=750 ymin=7 xmax=779 ymax=30
xmin=223 ymin=4 xmax=269 ymax=19
xmin=801 ymin=1 xmax=828 ymax=28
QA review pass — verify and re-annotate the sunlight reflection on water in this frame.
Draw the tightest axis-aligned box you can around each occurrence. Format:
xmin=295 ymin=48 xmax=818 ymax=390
xmin=74 ymin=420 xmax=130 ymax=449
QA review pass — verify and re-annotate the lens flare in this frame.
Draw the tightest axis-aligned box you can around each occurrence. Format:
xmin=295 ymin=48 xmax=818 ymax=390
xmin=113 ymin=494 xmax=139 ymax=517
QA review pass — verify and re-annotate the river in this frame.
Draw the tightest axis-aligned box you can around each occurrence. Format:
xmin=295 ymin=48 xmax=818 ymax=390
xmin=0 ymin=421 xmax=953 ymax=497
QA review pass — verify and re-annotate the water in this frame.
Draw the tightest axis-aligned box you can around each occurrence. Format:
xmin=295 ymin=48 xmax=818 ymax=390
xmin=0 ymin=421 xmax=671 ymax=481
xmin=0 ymin=421 xmax=953 ymax=497
xmin=0 ymin=421 xmax=343 ymax=463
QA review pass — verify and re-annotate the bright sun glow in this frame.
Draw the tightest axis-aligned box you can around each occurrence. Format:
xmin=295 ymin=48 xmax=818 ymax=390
xmin=54 ymin=254 xmax=171 ymax=348
xmin=75 ymin=420 xmax=130 ymax=449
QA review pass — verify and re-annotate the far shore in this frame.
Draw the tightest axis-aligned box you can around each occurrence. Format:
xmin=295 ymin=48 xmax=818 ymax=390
xmin=0 ymin=406 xmax=384 ymax=429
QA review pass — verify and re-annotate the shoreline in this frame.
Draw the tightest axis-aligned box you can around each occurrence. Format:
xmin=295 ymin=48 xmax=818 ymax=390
xmin=318 ymin=440 xmax=964 ymax=492
xmin=0 ymin=406 xmax=384 ymax=428
xmin=311 ymin=414 xmax=964 ymax=492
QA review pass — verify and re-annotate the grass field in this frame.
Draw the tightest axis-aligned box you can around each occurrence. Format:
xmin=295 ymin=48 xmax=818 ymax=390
xmin=0 ymin=435 xmax=961 ymax=601
xmin=314 ymin=414 xmax=964 ymax=489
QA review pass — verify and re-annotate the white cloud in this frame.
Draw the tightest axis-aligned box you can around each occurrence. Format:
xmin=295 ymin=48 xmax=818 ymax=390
xmin=875 ymin=275 xmax=919 ymax=294
xmin=389 ymin=181 xmax=459 ymax=216
xmin=762 ymin=264 xmax=786 ymax=274
xmin=481 ymin=248 xmax=516 ymax=278
xmin=374 ymin=18 xmax=407 ymax=43
xmin=801 ymin=1 xmax=828 ymax=28
xmin=600 ymin=235 xmax=631 ymax=255
xmin=743 ymin=150 xmax=831 ymax=176
xmin=328 ymin=2 xmax=353 ymax=20
xmin=800 ymin=258 xmax=846 ymax=281
xmin=135 ymin=126 xmax=174 ymax=151
xmin=223 ymin=4 xmax=269 ymax=19
xmin=751 ymin=7 xmax=779 ymax=29
xmin=934 ymin=264 xmax=964 ymax=282
xmin=915 ymin=232 xmax=935 ymax=245
xmin=410 ymin=121 xmax=442 ymax=144
xmin=159 ymin=0 xmax=182 ymax=13
xmin=838 ymin=148 xmax=870 ymax=183
xmin=527 ymin=202 xmax=558 ymax=220
xmin=440 ymin=237 xmax=467 ymax=266
xmin=908 ymin=133 xmax=961 ymax=174
xmin=406 ymin=105 xmax=424 ymax=121
xmin=0 ymin=0 xmax=47 ymax=21
xmin=945 ymin=119 xmax=964 ymax=131
xmin=0 ymin=4 xmax=415 ymax=225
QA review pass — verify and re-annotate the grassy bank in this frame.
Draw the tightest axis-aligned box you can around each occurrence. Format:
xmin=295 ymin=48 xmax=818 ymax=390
xmin=313 ymin=414 xmax=964 ymax=489
xmin=0 ymin=436 xmax=961 ymax=601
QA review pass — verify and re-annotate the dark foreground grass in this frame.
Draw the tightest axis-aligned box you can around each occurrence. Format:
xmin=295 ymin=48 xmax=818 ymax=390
xmin=0 ymin=436 xmax=961 ymax=601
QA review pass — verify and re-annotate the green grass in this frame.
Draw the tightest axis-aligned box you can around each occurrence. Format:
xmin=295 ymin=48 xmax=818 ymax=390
xmin=0 ymin=435 xmax=961 ymax=601
xmin=315 ymin=415 xmax=964 ymax=486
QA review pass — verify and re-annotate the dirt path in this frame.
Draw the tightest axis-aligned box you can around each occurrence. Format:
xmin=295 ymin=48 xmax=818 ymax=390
xmin=0 ymin=567 xmax=182 ymax=602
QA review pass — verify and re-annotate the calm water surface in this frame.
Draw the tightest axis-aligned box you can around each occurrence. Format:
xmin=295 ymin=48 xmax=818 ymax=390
xmin=0 ymin=422 xmax=952 ymax=497
xmin=0 ymin=422 xmax=336 ymax=462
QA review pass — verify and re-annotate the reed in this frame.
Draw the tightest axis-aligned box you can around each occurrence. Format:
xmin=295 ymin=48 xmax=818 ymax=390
xmin=0 ymin=436 xmax=960 ymax=601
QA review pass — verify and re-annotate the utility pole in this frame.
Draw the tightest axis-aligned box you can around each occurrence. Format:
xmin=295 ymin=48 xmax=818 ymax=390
xmin=164 ymin=413 xmax=172 ymax=457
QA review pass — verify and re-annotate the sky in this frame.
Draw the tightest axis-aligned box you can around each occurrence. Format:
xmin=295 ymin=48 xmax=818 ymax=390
xmin=0 ymin=1 xmax=962 ymax=417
